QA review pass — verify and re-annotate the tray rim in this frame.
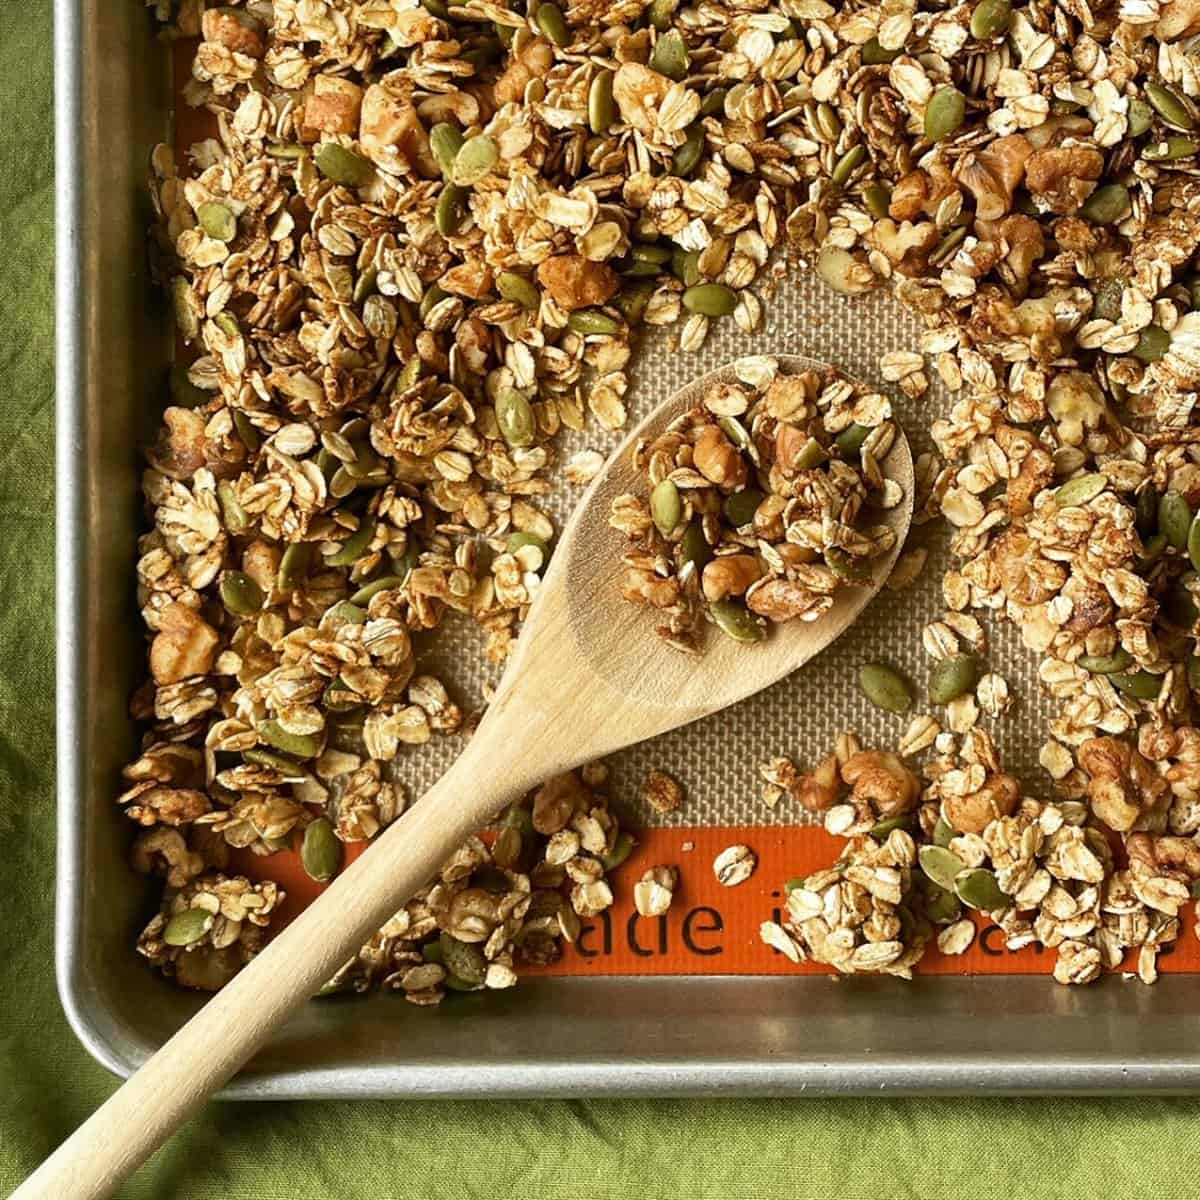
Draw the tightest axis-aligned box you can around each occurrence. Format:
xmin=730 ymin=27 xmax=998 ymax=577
xmin=52 ymin=0 xmax=1200 ymax=1099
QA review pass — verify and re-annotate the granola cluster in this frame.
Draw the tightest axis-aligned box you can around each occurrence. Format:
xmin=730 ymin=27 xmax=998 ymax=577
xmin=610 ymin=356 xmax=900 ymax=650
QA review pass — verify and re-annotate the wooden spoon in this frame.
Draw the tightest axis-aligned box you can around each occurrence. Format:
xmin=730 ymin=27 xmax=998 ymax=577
xmin=17 ymin=354 xmax=912 ymax=1200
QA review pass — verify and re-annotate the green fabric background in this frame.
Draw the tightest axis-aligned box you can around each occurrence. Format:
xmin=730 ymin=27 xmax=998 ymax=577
xmin=4 ymin=6 xmax=1200 ymax=1198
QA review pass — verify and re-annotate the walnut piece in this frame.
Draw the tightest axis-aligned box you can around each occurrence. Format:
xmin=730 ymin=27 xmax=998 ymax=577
xmin=1079 ymin=737 xmax=1169 ymax=833
xmin=359 ymin=84 xmax=438 ymax=178
xmin=150 ymin=602 xmax=220 ymax=685
xmin=536 ymin=254 xmax=619 ymax=311
xmin=841 ymin=750 xmax=920 ymax=816
xmin=1024 ymin=146 xmax=1103 ymax=215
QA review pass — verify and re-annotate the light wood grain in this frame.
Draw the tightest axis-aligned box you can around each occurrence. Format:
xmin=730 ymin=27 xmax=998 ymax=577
xmin=15 ymin=354 xmax=911 ymax=1200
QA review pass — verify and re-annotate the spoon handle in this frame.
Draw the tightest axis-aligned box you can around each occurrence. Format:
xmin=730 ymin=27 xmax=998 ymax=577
xmin=14 ymin=724 xmax=545 ymax=1200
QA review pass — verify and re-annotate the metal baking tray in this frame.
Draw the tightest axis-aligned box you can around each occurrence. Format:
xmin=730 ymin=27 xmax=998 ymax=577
xmin=55 ymin=0 xmax=1200 ymax=1097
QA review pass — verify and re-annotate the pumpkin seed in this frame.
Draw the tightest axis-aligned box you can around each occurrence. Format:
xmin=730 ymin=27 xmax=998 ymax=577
xmin=700 ymin=87 xmax=728 ymax=117
xmin=649 ymin=29 xmax=689 ymax=80
xmin=496 ymin=388 xmax=536 ymax=447
xmin=718 ymin=416 xmax=750 ymax=451
xmin=1078 ymin=183 xmax=1131 ymax=226
xmin=440 ymin=932 xmax=488 ymax=984
xmin=535 ymin=1 xmax=570 ymax=44
xmin=197 ymin=201 xmax=237 ymax=243
xmin=1147 ymin=80 xmax=1196 ymax=130
xmin=1163 ymin=578 xmax=1199 ymax=628
xmin=1136 ymin=486 xmax=1160 ymax=537
xmin=232 ymin=409 xmax=260 ymax=452
xmin=919 ymin=845 xmax=966 ymax=892
xmin=830 ymin=143 xmax=867 ymax=187
xmin=429 ymin=122 xmax=465 ymax=178
xmin=171 ymin=277 xmax=198 ymax=338
xmin=1132 ymin=324 xmax=1170 ymax=363
xmin=325 ymin=517 xmax=376 ymax=567
xmin=955 ymin=868 xmax=1010 ymax=912
xmin=930 ymin=225 xmax=969 ymax=265
xmin=163 ymin=908 xmax=211 ymax=947
xmin=671 ymin=124 xmax=706 ymax=177
xmin=506 ymin=531 xmax=549 ymax=561
xmin=1160 ymin=491 xmax=1193 ymax=549
xmin=422 ymin=940 xmax=445 ymax=964
xmin=348 ymin=573 xmax=407 ymax=605
xmin=495 ymin=20 xmax=515 ymax=46
xmin=301 ymin=817 xmax=341 ymax=883
xmin=933 ymin=816 xmax=955 ymax=847
xmin=709 ymin=599 xmax=766 ymax=643
xmin=1136 ymin=532 xmax=1168 ymax=573
xmin=421 ymin=0 xmax=449 ymax=17
xmin=601 ymin=830 xmax=635 ymax=870
xmin=496 ymin=270 xmax=539 ymax=310
xmin=970 ymin=0 xmax=1012 ymax=37
xmin=353 ymin=266 xmax=379 ymax=304
xmin=651 ymin=478 xmax=684 ymax=535
xmin=672 ymin=247 xmax=701 ymax=286
xmin=861 ymin=37 xmax=899 ymax=65
xmin=420 ymin=283 xmax=449 ymax=322
xmin=722 ymin=488 xmax=764 ymax=529
xmin=862 ymin=183 xmax=891 ymax=219
xmin=567 ymin=308 xmax=620 ymax=335
xmin=1109 ymin=670 xmax=1163 ymax=700
xmin=1143 ymin=135 xmax=1200 ymax=161
xmin=435 ymin=183 xmax=470 ymax=236
xmin=217 ymin=481 xmax=249 ymax=533
xmin=168 ymin=362 xmax=206 ymax=409
xmin=451 ymin=134 xmax=498 ymax=186
xmin=588 ymin=70 xmax=616 ymax=134
xmin=266 ymin=142 xmax=308 ymax=160
xmin=794 ymin=437 xmax=828 ymax=471
xmin=1055 ymin=472 xmax=1107 ymax=507
xmin=632 ymin=242 xmax=673 ymax=265
xmin=258 ymin=719 xmax=321 ymax=759
xmin=870 ymin=813 xmax=916 ymax=840
xmin=277 ymin=542 xmax=311 ymax=591
xmin=929 ymin=653 xmax=979 ymax=704
xmin=315 ymin=143 xmax=375 ymax=188
xmin=1128 ymin=99 xmax=1154 ymax=137
xmin=1078 ymin=648 xmax=1133 ymax=674
xmin=925 ymin=86 xmax=966 ymax=143
xmin=859 ymin=662 xmax=914 ymax=714
xmin=1093 ymin=275 xmax=1127 ymax=322
xmin=648 ymin=0 xmax=677 ymax=29
xmin=1188 ymin=513 xmax=1200 ymax=573
xmin=924 ymin=883 xmax=961 ymax=925
xmin=244 ymin=747 xmax=304 ymax=773
xmin=220 ymin=570 xmax=265 ymax=616
xmin=615 ymin=281 xmax=655 ymax=323
xmin=682 ymin=282 xmax=737 ymax=316
xmin=1189 ymin=656 xmax=1200 ymax=691
xmin=825 ymin=547 xmax=870 ymax=581
xmin=327 ymin=601 xmax=367 ymax=625
xmin=835 ymin=422 xmax=871 ymax=457
xmin=680 ymin=520 xmax=712 ymax=571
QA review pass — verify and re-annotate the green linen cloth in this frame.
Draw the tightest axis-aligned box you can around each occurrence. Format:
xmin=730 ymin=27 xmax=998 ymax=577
xmin=4 ymin=7 xmax=1200 ymax=1198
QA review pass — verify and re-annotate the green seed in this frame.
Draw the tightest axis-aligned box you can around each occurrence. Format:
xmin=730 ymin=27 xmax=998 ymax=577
xmin=325 ymin=517 xmax=376 ymax=567
xmin=680 ymin=520 xmax=712 ymax=572
xmin=672 ymin=247 xmax=701 ymax=287
xmin=970 ymin=0 xmax=1012 ymax=37
xmin=171 ymin=278 xmax=199 ymax=339
xmin=861 ymin=37 xmax=900 ymax=65
xmin=933 ymin=816 xmax=956 ymax=847
xmin=435 ymin=183 xmax=470 ymax=236
xmin=671 ymin=124 xmax=706 ymax=177
xmin=421 ymin=0 xmax=449 ymax=16
xmin=506 ymin=531 xmax=549 ymax=565
xmin=168 ymin=362 xmax=206 ymax=409
xmin=1162 ymin=578 xmax=1199 ymax=628
xmin=258 ymin=719 xmax=321 ymax=759
xmin=276 ymin=542 xmax=311 ymax=591
xmin=326 ymin=601 xmax=367 ymax=625
xmin=301 ymin=818 xmax=341 ymax=883
xmin=1189 ymin=656 xmax=1200 ymax=692
xmin=197 ymin=201 xmax=237 ymax=243
xmin=496 ymin=270 xmax=539 ymax=310
xmin=1132 ymin=324 xmax=1170 ymax=363
xmin=651 ymin=478 xmax=684 ymax=535
xmin=1109 ymin=671 xmax=1163 ymax=700
xmin=863 ymin=184 xmax=891 ymax=219
xmin=615 ymin=281 xmax=655 ymax=323
xmin=825 ymin=547 xmax=871 ymax=581
xmin=244 ymin=747 xmax=304 ymax=773
xmin=440 ymin=932 xmax=488 ymax=985
xmin=422 ymin=940 xmax=445 ymax=964
xmin=1078 ymin=648 xmax=1133 ymax=675
xmin=709 ymin=599 xmax=766 ymax=643
xmin=348 ymin=573 xmax=407 ymax=606
xmin=925 ymin=86 xmax=966 ymax=143
xmin=1079 ymin=183 xmax=1131 ymax=226
xmin=601 ymin=830 xmax=635 ymax=871
xmin=535 ymin=2 xmax=570 ymax=45
xmin=814 ymin=101 xmax=842 ymax=142
xmin=929 ymin=653 xmax=979 ymax=704
xmin=723 ymin=488 xmax=764 ymax=529
xmin=1142 ymin=135 xmax=1200 ymax=161
xmin=859 ymin=662 xmax=914 ymax=714
xmin=794 ymin=437 xmax=828 ymax=471
xmin=451 ymin=135 xmax=498 ymax=187
xmin=718 ymin=416 xmax=751 ymax=452
xmin=214 ymin=311 xmax=240 ymax=338
xmin=649 ymin=30 xmax=689 ymax=80
xmin=266 ymin=142 xmax=308 ymax=160
xmin=217 ymin=481 xmax=250 ymax=533
xmin=232 ymin=410 xmax=260 ymax=453
xmin=869 ymin=813 xmax=916 ymax=840
xmin=700 ymin=87 xmax=728 ymax=117
xmin=682 ymin=283 xmax=737 ymax=316
xmin=588 ymin=70 xmax=616 ymax=134
xmin=1136 ymin=488 xmax=1160 ymax=539
xmin=220 ymin=570 xmax=265 ymax=616
xmin=835 ymin=422 xmax=871 ymax=457
xmin=1160 ymin=491 xmax=1193 ymax=549
xmin=1189 ymin=512 xmax=1200 ymax=572
xmin=1055 ymin=472 xmax=1107 ymax=507
xmin=353 ymin=266 xmax=379 ymax=305
xmin=954 ymin=868 xmax=1010 ymax=912
xmin=315 ymin=143 xmax=375 ymax=188
xmin=1128 ymin=99 xmax=1154 ymax=137
xmin=931 ymin=225 xmax=968 ymax=265
xmin=1147 ymin=80 xmax=1196 ymax=130
xmin=784 ymin=876 xmax=808 ymax=893
xmin=1136 ymin=532 xmax=1168 ymax=573
xmin=830 ymin=143 xmax=867 ymax=187
xmin=429 ymin=122 xmax=465 ymax=178
xmin=1094 ymin=276 xmax=1127 ymax=323
xmin=924 ymin=884 xmax=961 ymax=925
xmin=567 ymin=308 xmax=620 ymax=335
xmin=420 ymin=284 xmax=449 ymax=323
xmin=496 ymin=388 xmax=536 ymax=448
xmin=631 ymin=244 xmax=673 ymax=269
xmin=163 ymin=908 xmax=211 ymax=947
xmin=919 ymin=845 xmax=966 ymax=892
xmin=648 ymin=0 xmax=677 ymax=30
